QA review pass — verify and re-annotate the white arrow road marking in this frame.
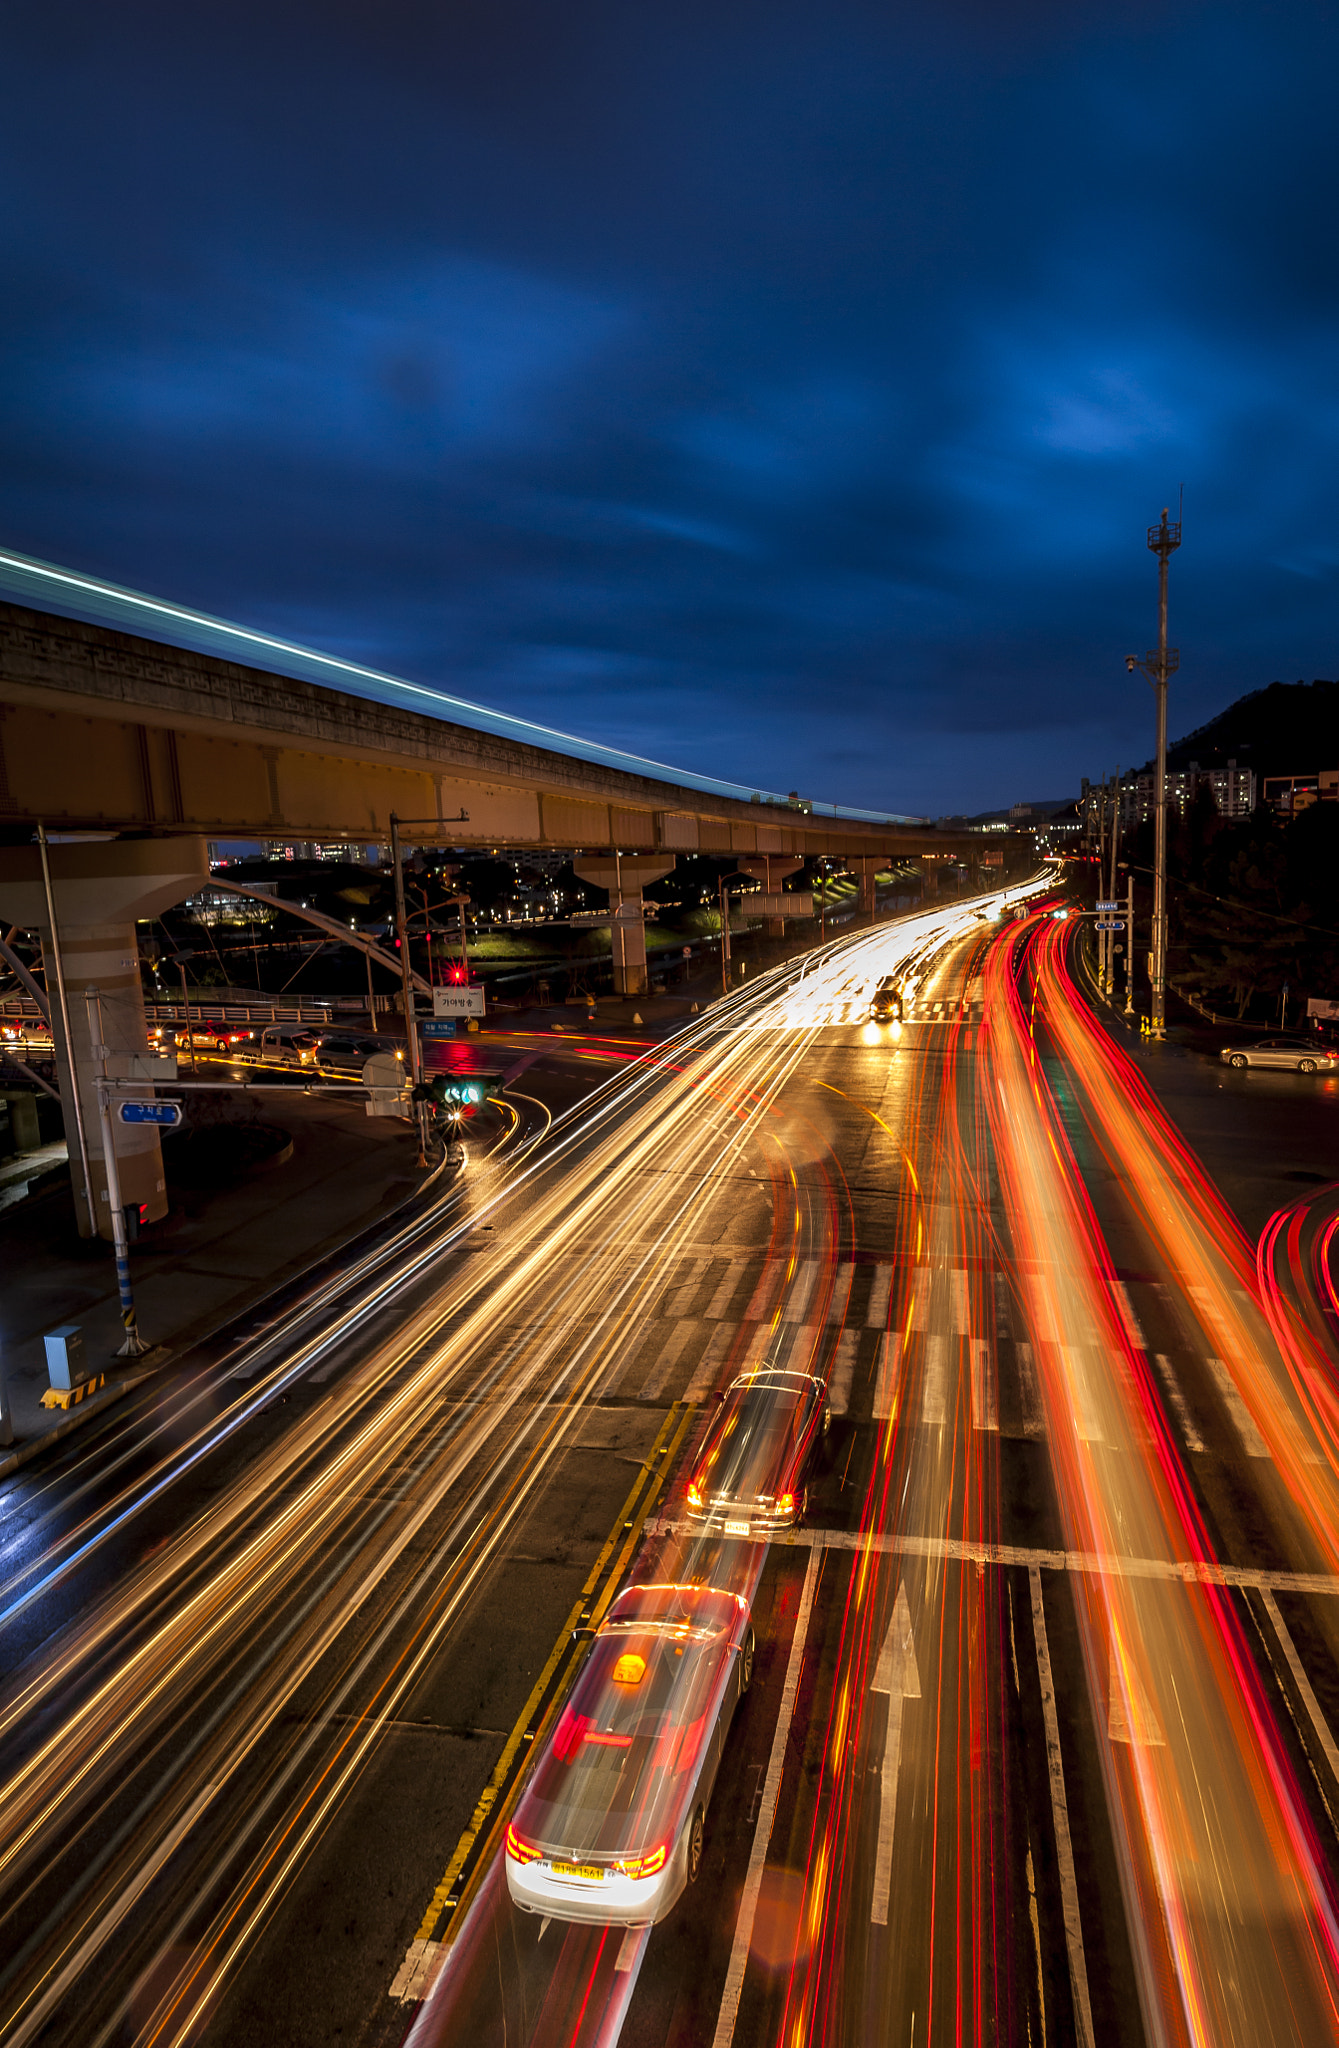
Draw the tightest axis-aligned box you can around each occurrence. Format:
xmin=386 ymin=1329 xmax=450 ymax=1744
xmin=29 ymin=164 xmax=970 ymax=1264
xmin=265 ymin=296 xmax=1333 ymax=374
xmin=870 ymin=1580 xmax=921 ymax=1926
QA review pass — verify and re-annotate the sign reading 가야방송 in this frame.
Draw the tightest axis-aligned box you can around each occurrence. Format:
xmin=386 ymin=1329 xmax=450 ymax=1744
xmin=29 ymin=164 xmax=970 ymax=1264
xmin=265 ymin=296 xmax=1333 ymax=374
xmin=433 ymin=986 xmax=486 ymax=1018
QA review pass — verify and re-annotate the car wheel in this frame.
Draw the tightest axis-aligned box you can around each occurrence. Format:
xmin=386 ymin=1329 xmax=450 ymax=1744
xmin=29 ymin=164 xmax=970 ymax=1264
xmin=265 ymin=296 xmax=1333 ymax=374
xmin=1229 ymin=1054 xmax=1248 ymax=1069
xmin=685 ymin=1806 xmax=705 ymax=1886
xmin=739 ymin=1626 xmax=755 ymax=1696
xmin=1299 ymin=1059 xmax=1317 ymax=1074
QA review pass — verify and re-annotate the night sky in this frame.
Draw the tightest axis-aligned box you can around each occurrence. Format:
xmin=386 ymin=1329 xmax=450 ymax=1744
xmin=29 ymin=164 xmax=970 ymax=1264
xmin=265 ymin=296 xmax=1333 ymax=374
xmin=2 ymin=2 xmax=1336 ymax=817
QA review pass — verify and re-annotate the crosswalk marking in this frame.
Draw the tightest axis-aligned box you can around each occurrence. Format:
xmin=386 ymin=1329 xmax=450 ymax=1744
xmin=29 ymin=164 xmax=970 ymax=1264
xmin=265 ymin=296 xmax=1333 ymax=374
xmin=950 ymin=1268 xmax=970 ymax=1334
xmin=743 ymin=1264 xmax=777 ymax=1322
xmin=1063 ymin=1348 xmax=1105 ymax=1444
xmin=665 ymin=1256 xmax=709 ymax=1317
xmin=684 ymin=1325 xmax=734 ymax=1403
xmin=704 ymin=1260 xmax=748 ymax=1320
xmin=1205 ymin=1356 xmax=1271 ymax=1459
xmin=828 ymin=1328 xmax=858 ymax=1417
xmin=1015 ymin=1341 xmax=1045 ymax=1439
xmin=828 ymin=1262 xmax=855 ymax=1323
xmin=866 ymin=1263 xmax=893 ymax=1329
xmin=1152 ymin=1354 xmax=1205 ymax=1453
xmin=1114 ymin=1282 xmax=1146 ymax=1352
xmin=784 ymin=1259 xmax=821 ymax=1324
xmin=908 ymin=1289 xmax=929 ymax=1333
xmin=874 ymin=1334 xmax=902 ymax=1421
xmin=638 ymin=1319 xmax=698 ymax=1401
xmin=970 ymin=1340 xmax=998 ymax=1431
xmin=922 ymin=1335 xmax=949 ymax=1425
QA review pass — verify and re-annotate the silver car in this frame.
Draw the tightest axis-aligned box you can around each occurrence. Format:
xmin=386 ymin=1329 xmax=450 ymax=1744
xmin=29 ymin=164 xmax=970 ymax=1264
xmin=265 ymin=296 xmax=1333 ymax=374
xmin=1220 ymin=1036 xmax=1338 ymax=1074
xmin=505 ymin=1581 xmax=754 ymax=1928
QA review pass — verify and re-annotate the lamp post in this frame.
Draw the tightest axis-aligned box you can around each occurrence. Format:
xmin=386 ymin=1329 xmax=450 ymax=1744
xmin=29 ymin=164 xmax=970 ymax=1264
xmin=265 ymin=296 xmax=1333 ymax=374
xmin=1127 ymin=507 xmax=1181 ymax=1039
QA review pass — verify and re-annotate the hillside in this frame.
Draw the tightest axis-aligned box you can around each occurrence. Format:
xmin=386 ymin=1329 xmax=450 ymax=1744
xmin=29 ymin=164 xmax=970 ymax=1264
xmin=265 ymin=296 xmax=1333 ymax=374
xmin=1141 ymin=677 xmax=1339 ymax=777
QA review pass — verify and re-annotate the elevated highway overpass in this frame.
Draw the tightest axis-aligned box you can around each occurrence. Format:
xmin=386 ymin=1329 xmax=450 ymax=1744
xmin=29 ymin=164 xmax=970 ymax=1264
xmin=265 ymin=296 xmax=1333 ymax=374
xmin=0 ymin=549 xmax=988 ymax=1237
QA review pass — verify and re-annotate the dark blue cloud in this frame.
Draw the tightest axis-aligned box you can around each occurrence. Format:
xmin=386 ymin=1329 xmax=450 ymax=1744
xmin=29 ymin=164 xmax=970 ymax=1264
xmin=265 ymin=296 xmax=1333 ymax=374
xmin=1 ymin=0 xmax=1337 ymax=815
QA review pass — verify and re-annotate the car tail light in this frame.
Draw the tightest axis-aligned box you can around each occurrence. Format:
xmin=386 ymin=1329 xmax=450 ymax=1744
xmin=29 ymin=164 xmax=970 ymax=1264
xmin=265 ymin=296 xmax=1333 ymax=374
xmin=614 ymin=1843 xmax=667 ymax=1881
xmin=505 ymin=1823 xmax=542 ymax=1865
xmin=776 ymin=1492 xmax=796 ymax=1519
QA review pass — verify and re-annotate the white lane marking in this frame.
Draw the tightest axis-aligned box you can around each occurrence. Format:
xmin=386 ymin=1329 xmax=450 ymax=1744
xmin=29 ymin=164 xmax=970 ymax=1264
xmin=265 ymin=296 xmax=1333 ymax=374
xmin=638 ymin=1318 xmax=698 ymax=1400
xmin=828 ymin=1328 xmax=858 ymax=1418
xmin=870 ymin=1581 xmax=921 ymax=1926
xmin=922 ymin=1335 xmax=948 ymax=1426
xmin=705 ymin=1259 xmax=749 ymax=1321
xmin=1205 ymin=1356 xmax=1271 ymax=1459
xmin=1152 ymin=1354 xmax=1205 ymax=1454
xmin=908 ymin=1289 xmax=929 ymax=1333
xmin=647 ymin=1518 xmax=1339 ymax=1594
xmin=614 ymin=1925 xmax=650 ymax=1974
xmin=828 ymin=1261 xmax=855 ymax=1323
xmin=1029 ymin=1570 xmax=1097 ymax=2048
xmin=711 ymin=1545 xmax=822 ymax=2048
xmin=950 ymin=1267 xmax=970 ymax=1334
xmin=866 ymin=1262 xmax=893 ymax=1329
xmin=666 ymin=1255 xmax=710 ymax=1317
xmin=1114 ymin=1281 xmax=1146 ymax=1352
xmin=685 ymin=1324 xmax=735 ymax=1402
xmin=782 ymin=1259 xmax=819 ymax=1324
xmin=970 ymin=1340 xmax=998 ymax=1432
xmin=1261 ymin=1588 xmax=1339 ymax=1793
xmin=873 ymin=1334 xmax=902 ymax=1421
xmin=390 ymin=1938 xmax=444 ymax=2002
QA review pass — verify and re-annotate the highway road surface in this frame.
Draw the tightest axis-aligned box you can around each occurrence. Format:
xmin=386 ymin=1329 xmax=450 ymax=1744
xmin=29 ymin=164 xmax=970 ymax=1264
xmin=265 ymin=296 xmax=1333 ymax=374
xmin=2 ymin=879 xmax=1339 ymax=2048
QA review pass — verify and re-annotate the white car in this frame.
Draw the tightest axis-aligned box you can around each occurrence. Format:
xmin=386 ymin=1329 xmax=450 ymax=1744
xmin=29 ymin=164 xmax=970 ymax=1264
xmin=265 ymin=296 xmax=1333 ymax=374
xmin=1220 ymin=1037 xmax=1338 ymax=1074
xmin=505 ymin=1581 xmax=753 ymax=1927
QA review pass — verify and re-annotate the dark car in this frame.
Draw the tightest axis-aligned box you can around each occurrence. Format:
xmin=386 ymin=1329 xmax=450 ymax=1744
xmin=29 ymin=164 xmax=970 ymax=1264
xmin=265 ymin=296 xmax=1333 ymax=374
xmin=684 ymin=1364 xmax=830 ymax=1534
xmin=869 ymin=975 xmax=904 ymax=1022
xmin=308 ymin=1033 xmax=388 ymax=1075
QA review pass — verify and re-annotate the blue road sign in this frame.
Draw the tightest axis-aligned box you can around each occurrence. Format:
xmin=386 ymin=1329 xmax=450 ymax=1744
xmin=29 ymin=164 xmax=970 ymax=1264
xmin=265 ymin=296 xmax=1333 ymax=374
xmin=1094 ymin=919 xmax=1126 ymax=932
xmin=1096 ymin=900 xmax=1120 ymax=911
xmin=118 ymin=1099 xmax=182 ymax=1126
xmin=421 ymin=1020 xmax=458 ymax=1038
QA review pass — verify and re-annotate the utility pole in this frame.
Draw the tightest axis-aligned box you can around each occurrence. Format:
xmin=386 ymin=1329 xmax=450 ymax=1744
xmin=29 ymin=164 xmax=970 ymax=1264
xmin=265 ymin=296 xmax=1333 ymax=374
xmin=36 ymin=820 xmax=94 ymax=1230
xmin=1124 ymin=872 xmax=1135 ymax=1016
xmin=1128 ymin=507 xmax=1181 ymax=1038
xmin=1096 ymin=779 xmax=1108 ymax=994
xmin=1106 ymin=767 xmax=1121 ymax=998
xmin=718 ymin=876 xmax=732 ymax=995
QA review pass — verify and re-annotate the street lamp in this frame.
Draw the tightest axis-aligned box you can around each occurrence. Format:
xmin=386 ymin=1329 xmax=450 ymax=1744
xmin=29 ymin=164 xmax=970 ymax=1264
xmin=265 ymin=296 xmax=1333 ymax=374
xmin=1126 ymin=507 xmax=1181 ymax=1039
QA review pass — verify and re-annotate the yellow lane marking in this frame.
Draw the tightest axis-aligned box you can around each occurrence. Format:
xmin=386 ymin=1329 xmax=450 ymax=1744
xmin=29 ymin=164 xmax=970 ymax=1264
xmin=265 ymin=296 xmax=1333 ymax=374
xmin=407 ymin=1399 xmax=696 ymax=1956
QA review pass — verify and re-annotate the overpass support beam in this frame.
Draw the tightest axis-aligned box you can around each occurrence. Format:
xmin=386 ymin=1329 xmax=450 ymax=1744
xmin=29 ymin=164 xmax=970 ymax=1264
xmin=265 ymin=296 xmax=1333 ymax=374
xmin=0 ymin=838 xmax=209 ymax=1238
xmin=738 ymin=856 xmax=804 ymax=937
xmin=572 ymin=853 xmax=676 ymax=997
xmin=854 ymin=857 xmax=880 ymax=920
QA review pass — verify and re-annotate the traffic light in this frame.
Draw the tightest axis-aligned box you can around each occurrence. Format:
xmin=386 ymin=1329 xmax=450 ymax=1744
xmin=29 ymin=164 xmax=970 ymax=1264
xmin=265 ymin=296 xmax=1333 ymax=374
xmin=415 ymin=1070 xmax=505 ymax=1111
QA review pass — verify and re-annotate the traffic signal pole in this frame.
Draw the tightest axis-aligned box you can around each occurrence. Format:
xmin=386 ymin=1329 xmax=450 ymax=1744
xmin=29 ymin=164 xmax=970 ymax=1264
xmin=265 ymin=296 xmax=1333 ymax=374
xmin=85 ymin=987 xmax=147 ymax=1357
xmin=390 ymin=813 xmax=430 ymax=1165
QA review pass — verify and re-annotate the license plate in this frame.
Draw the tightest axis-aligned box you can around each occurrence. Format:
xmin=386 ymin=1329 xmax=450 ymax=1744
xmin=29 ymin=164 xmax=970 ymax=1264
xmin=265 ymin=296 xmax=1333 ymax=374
xmin=723 ymin=1520 xmax=751 ymax=1536
xmin=551 ymin=1861 xmax=605 ymax=1882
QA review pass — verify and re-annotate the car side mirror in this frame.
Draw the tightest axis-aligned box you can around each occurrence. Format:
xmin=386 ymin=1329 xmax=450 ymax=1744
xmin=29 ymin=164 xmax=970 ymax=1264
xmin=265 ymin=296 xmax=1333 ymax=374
xmin=571 ymin=1625 xmax=596 ymax=1644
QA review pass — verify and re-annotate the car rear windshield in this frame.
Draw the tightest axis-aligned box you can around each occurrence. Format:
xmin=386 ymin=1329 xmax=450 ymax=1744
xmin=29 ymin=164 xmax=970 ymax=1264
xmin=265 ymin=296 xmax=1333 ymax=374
xmin=518 ymin=1624 xmax=731 ymax=1859
xmin=698 ymin=1378 xmax=813 ymax=1504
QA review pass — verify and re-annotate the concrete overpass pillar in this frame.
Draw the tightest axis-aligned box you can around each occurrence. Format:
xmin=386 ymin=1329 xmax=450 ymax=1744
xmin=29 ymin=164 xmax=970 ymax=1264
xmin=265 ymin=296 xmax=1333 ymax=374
xmin=571 ymin=853 xmax=676 ymax=997
xmin=738 ymin=856 xmax=804 ymax=938
xmin=0 ymin=838 xmax=210 ymax=1238
xmin=855 ymin=858 xmax=879 ymax=920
